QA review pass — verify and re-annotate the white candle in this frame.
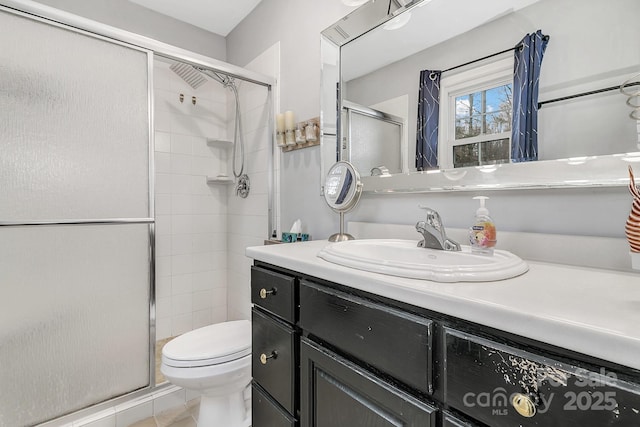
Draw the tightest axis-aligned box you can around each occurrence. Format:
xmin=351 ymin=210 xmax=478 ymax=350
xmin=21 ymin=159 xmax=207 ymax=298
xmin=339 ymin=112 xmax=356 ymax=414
xmin=276 ymin=113 xmax=285 ymax=132
xmin=284 ymin=110 xmax=295 ymax=130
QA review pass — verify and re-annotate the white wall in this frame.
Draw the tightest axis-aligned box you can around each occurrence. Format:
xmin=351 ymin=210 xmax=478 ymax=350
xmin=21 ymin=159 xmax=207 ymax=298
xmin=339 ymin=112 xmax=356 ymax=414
xmin=227 ymin=0 xmax=356 ymax=241
xmin=230 ymin=0 xmax=634 ymax=241
xmin=30 ymin=0 xmax=226 ymax=59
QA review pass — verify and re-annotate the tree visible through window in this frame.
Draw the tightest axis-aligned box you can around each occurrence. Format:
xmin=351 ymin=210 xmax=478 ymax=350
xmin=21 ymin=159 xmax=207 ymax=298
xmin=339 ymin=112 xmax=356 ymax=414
xmin=453 ymin=83 xmax=512 ymax=168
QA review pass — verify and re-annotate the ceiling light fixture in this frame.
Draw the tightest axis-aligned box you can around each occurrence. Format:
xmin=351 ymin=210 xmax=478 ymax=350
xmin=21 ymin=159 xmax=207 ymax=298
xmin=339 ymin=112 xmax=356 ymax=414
xmin=382 ymin=11 xmax=411 ymax=30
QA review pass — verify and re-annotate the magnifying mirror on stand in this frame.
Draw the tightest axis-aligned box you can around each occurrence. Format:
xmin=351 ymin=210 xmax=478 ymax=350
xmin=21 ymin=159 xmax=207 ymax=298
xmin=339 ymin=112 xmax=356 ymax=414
xmin=323 ymin=161 xmax=363 ymax=242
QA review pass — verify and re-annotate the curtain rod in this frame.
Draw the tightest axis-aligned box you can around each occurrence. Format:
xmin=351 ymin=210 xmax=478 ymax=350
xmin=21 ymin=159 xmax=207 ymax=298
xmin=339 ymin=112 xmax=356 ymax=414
xmin=538 ymin=82 xmax=640 ymax=108
xmin=441 ymin=35 xmax=550 ymax=75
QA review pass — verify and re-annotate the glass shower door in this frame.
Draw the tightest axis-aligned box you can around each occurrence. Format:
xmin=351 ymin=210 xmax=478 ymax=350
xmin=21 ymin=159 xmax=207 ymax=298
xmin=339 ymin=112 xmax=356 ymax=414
xmin=0 ymin=8 xmax=153 ymax=426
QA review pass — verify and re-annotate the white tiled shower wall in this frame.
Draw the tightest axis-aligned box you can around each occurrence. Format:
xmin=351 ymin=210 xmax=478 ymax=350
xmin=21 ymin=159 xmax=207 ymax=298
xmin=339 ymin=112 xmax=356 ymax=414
xmin=226 ymin=46 xmax=276 ymax=321
xmin=153 ymin=57 xmax=273 ymax=338
xmin=153 ymin=60 xmax=230 ymax=339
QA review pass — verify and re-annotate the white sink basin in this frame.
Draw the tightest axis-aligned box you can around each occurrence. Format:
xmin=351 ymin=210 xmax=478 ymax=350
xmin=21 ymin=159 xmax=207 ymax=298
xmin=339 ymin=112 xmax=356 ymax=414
xmin=317 ymin=239 xmax=528 ymax=282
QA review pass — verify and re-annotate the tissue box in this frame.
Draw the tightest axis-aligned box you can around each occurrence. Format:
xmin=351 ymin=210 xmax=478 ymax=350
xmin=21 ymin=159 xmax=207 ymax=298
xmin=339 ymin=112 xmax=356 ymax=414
xmin=281 ymin=232 xmax=310 ymax=243
xmin=281 ymin=232 xmax=297 ymax=243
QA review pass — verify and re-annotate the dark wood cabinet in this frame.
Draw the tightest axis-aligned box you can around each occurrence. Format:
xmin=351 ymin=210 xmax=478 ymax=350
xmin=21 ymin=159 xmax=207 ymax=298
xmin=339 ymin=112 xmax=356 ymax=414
xmin=251 ymin=266 xmax=299 ymax=426
xmin=251 ymin=261 xmax=640 ymax=427
xmin=251 ymin=266 xmax=297 ymax=323
xmin=300 ymin=337 xmax=437 ymax=427
xmin=444 ymin=328 xmax=640 ymax=427
xmin=442 ymin=411 xmax=481 ymax=427
xmin=299 ymin=280 xmax=433 ymax=394
xmin=252 ymin=308 xmax=297 ymax=414
xmin=252 ymin=383 xmax=296 ymax=427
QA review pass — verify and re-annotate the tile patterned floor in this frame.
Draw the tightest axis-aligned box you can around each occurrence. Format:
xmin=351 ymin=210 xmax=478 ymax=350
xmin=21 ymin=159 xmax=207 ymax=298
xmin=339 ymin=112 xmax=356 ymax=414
xmin=128 ymin=337 xmax=199 ymax=427
xmin=128 ymin=399 xmax=199 ymax=427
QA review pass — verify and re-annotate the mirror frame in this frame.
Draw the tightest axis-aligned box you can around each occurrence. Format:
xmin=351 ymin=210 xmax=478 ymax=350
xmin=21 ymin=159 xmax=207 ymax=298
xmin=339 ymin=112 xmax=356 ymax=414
xmin=324 ymin=161 xmax=363 ymax=212
xmin=320 ymin=0 xmax=638 ymax=193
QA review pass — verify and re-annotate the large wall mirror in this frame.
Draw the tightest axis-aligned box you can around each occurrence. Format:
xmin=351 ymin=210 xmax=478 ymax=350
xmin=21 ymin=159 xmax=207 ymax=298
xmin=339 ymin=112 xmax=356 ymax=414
xmin=320 ymin=0 xmax=640 ymax=193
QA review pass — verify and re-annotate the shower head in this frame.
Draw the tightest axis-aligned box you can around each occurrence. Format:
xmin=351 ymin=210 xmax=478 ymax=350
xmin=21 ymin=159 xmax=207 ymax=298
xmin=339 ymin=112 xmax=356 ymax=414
xmin=169 ymin=62 xmax=236 ymax=90
xmin=169 ymin=62 xmax=208 ymax=89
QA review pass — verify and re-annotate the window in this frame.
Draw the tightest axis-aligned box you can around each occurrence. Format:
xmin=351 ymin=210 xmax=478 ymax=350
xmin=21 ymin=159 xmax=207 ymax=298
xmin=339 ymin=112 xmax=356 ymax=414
xmin=439 ymin=57 xmax=513 ymax=169
xmin=453 ymin=83 xmax=512 ymax=168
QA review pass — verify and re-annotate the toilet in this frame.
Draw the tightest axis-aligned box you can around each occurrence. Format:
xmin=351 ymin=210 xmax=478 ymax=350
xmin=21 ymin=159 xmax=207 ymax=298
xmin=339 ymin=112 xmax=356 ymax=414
xmin=161 ymin=320 xmax=252 ymax=427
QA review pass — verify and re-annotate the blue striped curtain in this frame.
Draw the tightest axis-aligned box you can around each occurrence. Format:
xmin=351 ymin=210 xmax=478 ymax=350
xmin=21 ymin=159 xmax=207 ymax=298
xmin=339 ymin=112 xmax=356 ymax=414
xmin=416 ymin=70 xmax=441 ymax=170
xmin=511 ymin=30 xmax=548 ymax=162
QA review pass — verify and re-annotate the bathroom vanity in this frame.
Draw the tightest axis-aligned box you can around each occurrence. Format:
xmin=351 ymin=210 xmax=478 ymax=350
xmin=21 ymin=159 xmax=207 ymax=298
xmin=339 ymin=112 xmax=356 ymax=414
xmin=247 ymin=240 xmax=640 ymax=427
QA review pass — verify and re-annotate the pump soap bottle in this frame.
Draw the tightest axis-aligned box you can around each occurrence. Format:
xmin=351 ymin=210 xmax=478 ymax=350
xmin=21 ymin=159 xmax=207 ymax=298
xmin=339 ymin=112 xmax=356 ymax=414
xmin=469 ymin=196 xmax=496 ymax=255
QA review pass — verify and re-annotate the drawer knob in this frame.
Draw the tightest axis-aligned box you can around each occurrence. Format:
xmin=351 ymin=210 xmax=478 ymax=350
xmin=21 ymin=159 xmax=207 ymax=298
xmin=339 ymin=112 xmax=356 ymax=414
xmin=259 ymin=287 xmax=276 ymax=299
xmin=511 ymin=393 xmax=536 ymax=418
xmin=260 ymin=351 xmax=278 ymax=365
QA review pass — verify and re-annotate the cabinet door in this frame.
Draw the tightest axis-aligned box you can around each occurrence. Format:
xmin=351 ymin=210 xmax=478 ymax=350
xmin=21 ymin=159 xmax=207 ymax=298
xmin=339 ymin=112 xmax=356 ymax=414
xmin=300 ymin=337 xmax=437 ymax=427
xmin=444 ymin=328 xmax=640 ymax=427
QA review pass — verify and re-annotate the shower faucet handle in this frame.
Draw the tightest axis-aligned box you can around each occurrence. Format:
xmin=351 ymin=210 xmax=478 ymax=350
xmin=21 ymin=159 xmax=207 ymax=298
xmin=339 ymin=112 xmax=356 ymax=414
xmin=236 ymin=174 xmax=250 ymax=198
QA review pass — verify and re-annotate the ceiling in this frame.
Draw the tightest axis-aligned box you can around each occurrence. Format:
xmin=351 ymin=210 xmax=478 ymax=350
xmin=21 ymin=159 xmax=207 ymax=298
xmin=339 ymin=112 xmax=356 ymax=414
xmin=128 ymin=0 xmax=263 ymax=36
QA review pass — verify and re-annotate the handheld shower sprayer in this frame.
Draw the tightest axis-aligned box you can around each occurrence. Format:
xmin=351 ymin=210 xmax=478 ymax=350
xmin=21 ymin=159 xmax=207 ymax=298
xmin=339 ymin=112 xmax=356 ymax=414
xmin=169 ymin=61 xmax=249 ymax=197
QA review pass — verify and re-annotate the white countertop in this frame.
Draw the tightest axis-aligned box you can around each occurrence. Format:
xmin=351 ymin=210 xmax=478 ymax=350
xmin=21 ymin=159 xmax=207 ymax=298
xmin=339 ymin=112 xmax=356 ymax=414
xmin=246 ymin=240 xmax=640 ymax=371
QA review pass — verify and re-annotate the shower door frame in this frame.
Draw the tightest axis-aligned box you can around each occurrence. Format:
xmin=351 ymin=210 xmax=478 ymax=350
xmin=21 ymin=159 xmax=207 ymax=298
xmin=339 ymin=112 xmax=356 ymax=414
xmin=0 ymin=4 xmax=158 ymax=425
xmin=0 ymin=0 xmax=276 ymax=425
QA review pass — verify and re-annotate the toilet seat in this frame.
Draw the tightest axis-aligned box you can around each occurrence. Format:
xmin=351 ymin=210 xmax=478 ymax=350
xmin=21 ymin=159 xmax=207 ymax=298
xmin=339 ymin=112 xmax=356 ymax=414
xmin=162 ymin=320 xmax=251 ymax=368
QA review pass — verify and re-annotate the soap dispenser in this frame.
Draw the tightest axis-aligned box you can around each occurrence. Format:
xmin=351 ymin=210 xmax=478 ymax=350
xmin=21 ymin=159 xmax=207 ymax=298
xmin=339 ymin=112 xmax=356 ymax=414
xmin=469 ymin=196 xmax=496 ymax=255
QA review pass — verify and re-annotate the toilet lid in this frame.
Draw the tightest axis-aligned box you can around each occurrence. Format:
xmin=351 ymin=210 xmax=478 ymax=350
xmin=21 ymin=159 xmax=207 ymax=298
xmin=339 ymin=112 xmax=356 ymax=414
xmin=162 ymin=320 xmax=251 ymax=368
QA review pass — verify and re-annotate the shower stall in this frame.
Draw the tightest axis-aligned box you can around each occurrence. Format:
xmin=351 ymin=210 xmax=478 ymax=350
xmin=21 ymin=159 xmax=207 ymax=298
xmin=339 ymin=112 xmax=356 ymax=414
xmin=0 ymin=2 xmax=274 ymax=426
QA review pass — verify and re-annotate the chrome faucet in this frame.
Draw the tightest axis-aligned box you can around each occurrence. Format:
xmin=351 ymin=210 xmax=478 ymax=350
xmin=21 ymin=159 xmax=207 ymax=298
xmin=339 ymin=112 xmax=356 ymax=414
xmin=415 ymin=206 xmax=461 ymax=251
xmin=370 ymin=165 xmax=390 ymax=176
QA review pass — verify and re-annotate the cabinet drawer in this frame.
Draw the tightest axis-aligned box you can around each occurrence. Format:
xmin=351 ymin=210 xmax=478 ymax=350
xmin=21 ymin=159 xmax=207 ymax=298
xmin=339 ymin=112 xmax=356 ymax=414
xmin=252 ymin=307 xmax=297 ymax=414
xmin=252 ymin=382 xmax=296 ymax=427
xmin=300 ymin=337 xmax=437 ymax=427
xmin=251 ymin=266 xmax=296 ymax=323
xmin=444 ymin=328 xmax=640 ymax=427
xmin=299 ymin=281 xmax=433 ymax=394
